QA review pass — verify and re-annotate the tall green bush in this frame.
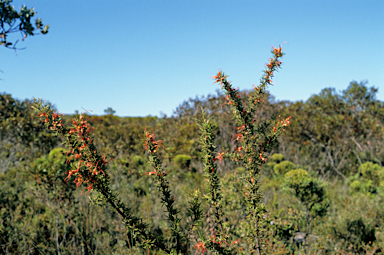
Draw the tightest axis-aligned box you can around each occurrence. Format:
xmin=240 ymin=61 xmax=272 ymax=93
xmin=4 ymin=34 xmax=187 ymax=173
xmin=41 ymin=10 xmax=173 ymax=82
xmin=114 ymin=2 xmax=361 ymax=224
xmin=283 ymin=169 xmax=329 ymax=246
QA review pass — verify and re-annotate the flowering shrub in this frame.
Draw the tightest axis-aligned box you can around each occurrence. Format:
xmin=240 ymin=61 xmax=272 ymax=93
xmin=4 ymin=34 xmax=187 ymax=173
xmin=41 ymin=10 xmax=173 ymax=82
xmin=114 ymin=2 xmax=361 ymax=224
xmin=33 ymin=44 xmax=290 ymax=254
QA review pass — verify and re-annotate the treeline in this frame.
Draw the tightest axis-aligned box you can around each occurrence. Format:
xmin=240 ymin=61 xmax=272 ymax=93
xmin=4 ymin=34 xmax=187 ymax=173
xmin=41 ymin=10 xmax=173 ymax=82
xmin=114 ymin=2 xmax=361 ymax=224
xmin=1 ymin=80 xmax=384 ymax=254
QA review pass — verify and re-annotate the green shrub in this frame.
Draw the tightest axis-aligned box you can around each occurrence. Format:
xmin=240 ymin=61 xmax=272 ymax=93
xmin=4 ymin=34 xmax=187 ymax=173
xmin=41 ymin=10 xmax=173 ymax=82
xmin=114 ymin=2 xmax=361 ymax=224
xmin=270 ymin=153 xmax=284 ymax=163
xmin=173 ymin=154 xmax=192 ymax=169
xmin=331 ymin=217 xmax=376 ymax=250
xmin=284 ymin=168 xmax=329 ymax=247
xmin=131 ymin=155 xmax=144 ymax=168
xmin=274 ymin=160 xmax=295 ymax=176
xmin=266 ymin=153 xmax=285 ymax=170
xmin=348 ymin=162 xmax=384 ymax=195
xmin=359 ymin=162 xmax=384 ymax=186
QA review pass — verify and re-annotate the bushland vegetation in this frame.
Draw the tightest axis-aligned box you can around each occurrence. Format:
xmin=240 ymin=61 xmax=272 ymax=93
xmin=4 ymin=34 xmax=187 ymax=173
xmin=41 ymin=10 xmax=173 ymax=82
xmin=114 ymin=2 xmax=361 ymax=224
xmin=1 ymin=41 xmax=384 ymax=254
xmin=4 ymin=1 xmax=384 ymax=253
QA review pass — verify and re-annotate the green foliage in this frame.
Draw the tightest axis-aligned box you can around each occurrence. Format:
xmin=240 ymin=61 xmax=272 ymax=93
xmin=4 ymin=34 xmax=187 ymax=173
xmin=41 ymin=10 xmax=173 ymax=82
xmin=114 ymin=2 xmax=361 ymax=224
xmin=284 ymin=169 xmax=329 ymax=218
xmin=0 ymin=93 xmax=59 ymax=175
xmin=3 ymin=44 xmax=384 ymax=253
xmin=348 ymin=162 xmax=384 ymax=196
xmin=0 ymin=0 xmax=49 ymax=49
xmin=358 ymin=162 xmax=384 ymax=186
xmin=280 ymin=81 xmax=384 ymax=180
xmin=104 ymin=107 xmax=116 ymax=116
xmin=173 ymin=154 xmax=192 ymax=169
xmin=31 ymin=147 xmax=75 ymax=198
xmin=131 ymin=155 xmax=144 ymax=167
xmin=269 ymin=153 xmax=284 ymax=164
xmin=283 ymin=168 xmax=329 ymax=250
xmin=320 ymin=188 xmax=384 ymax=253
xmin=273 ymin=160 xmax=295 ymax=176
xmin=334 ymin=217 xmax=376 ymax=246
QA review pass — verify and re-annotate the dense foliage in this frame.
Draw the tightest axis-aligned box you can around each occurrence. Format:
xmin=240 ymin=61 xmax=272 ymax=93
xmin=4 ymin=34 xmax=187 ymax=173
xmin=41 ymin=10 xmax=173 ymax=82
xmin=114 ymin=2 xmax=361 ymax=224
xmin=3 ymin=2 xmax=383 ymax=254
xmin=1 ymin=0 xmax=49 ymax=49
xmin=1 ymin=69 xmax=384 ymax=253
xmin=2 ymin=78 xmax=384 ymax=254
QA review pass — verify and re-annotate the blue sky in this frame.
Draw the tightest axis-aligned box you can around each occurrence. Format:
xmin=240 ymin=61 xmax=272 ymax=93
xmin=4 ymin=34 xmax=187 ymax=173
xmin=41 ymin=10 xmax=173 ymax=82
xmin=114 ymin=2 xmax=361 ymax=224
xmin=2 ymin=0 xmax=383 ymax=117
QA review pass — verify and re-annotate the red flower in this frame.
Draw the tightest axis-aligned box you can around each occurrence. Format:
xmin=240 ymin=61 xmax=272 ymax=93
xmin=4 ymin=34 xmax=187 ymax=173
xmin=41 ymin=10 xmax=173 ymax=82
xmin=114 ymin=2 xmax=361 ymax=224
xmin=212 ymin=70 xmax=227 ymax=85
xmin=273 ymin=46 xmax=282 ymax=55
xmin=144 ymin=129 xmax=164 ymax=153
xmin=232 ymin=239 xmax=241 ymax=245
xmin=215 ymin=151 xmax=225 ymax=164
xmin=73 ymin=175 xmax=84 ymax=188
xmin=234 ymin=146 xmax=243 ymax=157
xmin=281 ymin=116 xmax=292 ymax=126
xmin=144 ymin=169 xmax=158 ymax=176
xmin=232 ymin=133 xmax=244 ymax=143
xmin=37 ymin=112 xmax=49 ymax=123
xmin=65 ymin=161 xmax=82 ymax=181
xmin=235 ymin=124 xmax=246 ymax=132
xmin=259 ymin=151 xmax=267 ymax=162
xmin=194 ymin=242 xmax=207 ymax=254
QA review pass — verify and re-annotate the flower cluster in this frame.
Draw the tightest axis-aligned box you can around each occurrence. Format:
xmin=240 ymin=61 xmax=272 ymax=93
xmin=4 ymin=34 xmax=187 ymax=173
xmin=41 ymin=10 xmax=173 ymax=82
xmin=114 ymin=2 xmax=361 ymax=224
xmin=144 ymin=128 xmax=164 ymax=153
xmin=144 ymin=129 xmax=188 ymax=253
xmin=31 ymin=44 xmax=290 ymax=254
xmin=194 ymin=242 xmax=207 ymax=254
xmin=33 ymin=100 xmax=174 ymax=253
xmin=37 ymin=111 xmax=64 ymax=132
xmin=36 ymin=108 xmax=108 ymax=194
xmin=209 ymin=229 xmax=229 ymax=248
xmin=208 ymin=44 xmax=289 ymax=254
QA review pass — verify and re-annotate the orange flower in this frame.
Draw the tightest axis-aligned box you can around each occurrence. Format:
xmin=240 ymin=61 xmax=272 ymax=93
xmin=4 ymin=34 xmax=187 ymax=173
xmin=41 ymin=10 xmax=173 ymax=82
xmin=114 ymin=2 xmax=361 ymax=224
xmin=215 ymin=151 xmax=225 ymax=164
xmin=79 ymin=142 xmax=86 ymax=150
xmin=65 ymin=161 xmax=82 ymax=181
xmin=221 ymin=94 xmax=236 ymax=108
xmin=281 ymin=116 xmax=292 ymax=126
xmin=194 ymin=242 xmax=207 ymax=254
xmin=144 ymin=129 xmax=164 ymax=153
xmin=85 ymin=183 xmax=93 ymax=194
xmin=234 ymin=146 xmax=243 ymax=157
xmin=232 ymin=133 xmax=243 ymax=143
xmin=235 ymin=124 xmax=246 ymax=131
xmin=65 ymin=170 xmax=76 ymax=182
xmin=145 ymin=169 xmax=158 ymax=176
xmin=232 ymin=239 xmax=241 ymax=245
xmin=73 ymin=175 xmax=84 ymax=188
xmin=273 ymin=46 xmax=282 ymax=55
xmin=212 ymin=70 xmax=227 ymax=85
xmin=259 ymin=151 xmax=267 ymax=162
xmin=37 ymin=112 xmax=49 ymax=123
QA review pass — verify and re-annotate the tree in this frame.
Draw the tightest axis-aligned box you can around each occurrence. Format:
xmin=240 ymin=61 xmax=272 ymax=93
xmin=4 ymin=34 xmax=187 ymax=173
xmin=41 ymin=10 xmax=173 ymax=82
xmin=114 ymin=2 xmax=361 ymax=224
xmin=280 ymin=81 xmax=384 ymax=180
xmin=104 ymin=107 xmax=116 ymax=116
xmin=1 ymin=0 xmax=49 ymax=50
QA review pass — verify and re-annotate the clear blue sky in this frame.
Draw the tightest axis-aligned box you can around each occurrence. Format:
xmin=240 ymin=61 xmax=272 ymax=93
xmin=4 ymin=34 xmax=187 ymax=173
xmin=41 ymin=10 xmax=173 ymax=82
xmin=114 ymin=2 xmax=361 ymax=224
xmin=2 ymin=0 xmax=383 ymax=117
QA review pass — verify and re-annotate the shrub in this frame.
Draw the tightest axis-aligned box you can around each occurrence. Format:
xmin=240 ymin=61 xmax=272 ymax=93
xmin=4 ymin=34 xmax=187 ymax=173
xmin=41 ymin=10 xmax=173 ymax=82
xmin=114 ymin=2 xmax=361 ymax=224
xmin=274 ymin=160 xmax=295 ymax=176
xmin=283 ymin=169 xmax=329 ymax=247
xmin=348 ymin=162 xmax=384 ymax=196
xmin=131 ymin=155 xmax=144 ymax=168
xmin=173 ymin=154 xmax=192 ymax=169
xmin=269 ymin=153 xmax=284 ymax=163
xmin=32 ymin=44 xmax=289 ymax=254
